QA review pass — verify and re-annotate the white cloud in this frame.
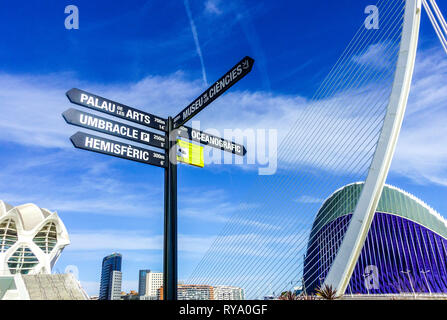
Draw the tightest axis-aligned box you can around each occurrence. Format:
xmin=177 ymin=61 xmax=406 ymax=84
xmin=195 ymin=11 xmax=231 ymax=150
xmin=295 ymin=195 xmax=324 ymax=204
xmin=179 ymin=188 xmax=279 ymax=228
xmin=0 ymin=71 xmax=200 ymax=149
xmin=391 ymin=48 xmax=447 ymax=186
xmin=204 ymin=0 xmax=222 ymax=15
xmin=352 ymin=42 xmax=394 ymax=70
xmin=68 ymin=230 xmax=215 ymax=255
xmin=66 ymin=228 xmax=299 ymax=261
xmin=0 ymin=73 xmax=74 ymax=148
xmin=0 ymin=152 xmax=165 ymax=218
xmin=68 ymin=231 xmax=163 ymax=251
xmin=191 ymin=232 xmax=308 ymax=262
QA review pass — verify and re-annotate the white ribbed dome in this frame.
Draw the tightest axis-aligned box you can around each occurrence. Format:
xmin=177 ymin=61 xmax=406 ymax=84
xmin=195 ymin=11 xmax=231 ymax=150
xmin=0 ymin=201 xmax=70 ymax=275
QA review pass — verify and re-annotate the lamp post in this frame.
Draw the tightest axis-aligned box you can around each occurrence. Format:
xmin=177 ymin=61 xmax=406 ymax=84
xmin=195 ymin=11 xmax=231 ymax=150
xmin=400 ymin=270 xmax=416 ymax=298
xmin=301 ymin=277 xmax=307 ymax=296
xmin=348 ymin=283 xmax=354 ymax=297
xmin=289 ymin=278 xmax=308 ymax=297
xmin=420 ymin=269 xmax=431 ymax=296
xmin=319 ymin=277 xmax=325 ymax=287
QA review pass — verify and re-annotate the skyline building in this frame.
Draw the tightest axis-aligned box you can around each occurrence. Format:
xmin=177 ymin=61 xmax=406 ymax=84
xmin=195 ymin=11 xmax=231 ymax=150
xmin=158 ymin=284 xmax=214 ymax=300
xmin=213 ymin=285 xmax=245 ymax=300
xmin=138 ymin=270 xmax=163 ymax=298
xmin=99 ymin=252 xmax=122 ymax=300
xmin=303 ymin=183 xmax=447 ymax=295
xmin=146 ymin=271 xmax=163 ymax=297
xmin=138 ymin=269 xmax=151 ymax=296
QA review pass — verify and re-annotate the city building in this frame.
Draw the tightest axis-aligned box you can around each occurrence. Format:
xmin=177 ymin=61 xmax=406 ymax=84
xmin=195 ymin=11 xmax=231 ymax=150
xmin=139 ymin=294 xmax=158 ymax=300
xmin=213 ymin=285 xmax=245 ymax=300
xmin=0 ymin=200 xmax=70 ymax=275
xmin=292 ymin=286 xmax=303 ymax=296
xmin=0 ymin=274 xmax=88 ymax=300
xmin=99 ymin=252 xmax=122 ymax=300
xmin=138 ymin=269 xmax=151 ymax=296
xmin=158 ymin=284 xmax=214 ymax=300
xmin=303 ymin=183 xmax=447 ymax=295
xmin=0 ymin=200 xmax=87 ymax=300
xmin=138 ymin=270 xmax=163 ymax=298
xmin=121 ymin=290 xmax=139 ymax=300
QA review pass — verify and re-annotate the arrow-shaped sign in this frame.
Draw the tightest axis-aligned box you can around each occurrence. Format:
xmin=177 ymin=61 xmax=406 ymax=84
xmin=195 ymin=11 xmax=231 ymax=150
xmin=66 ymin=88 xmax=167 ymax=132
xmin=177 ymin=126 xmax=246 ymax=156
xmin=63 ymin=108 xmax=167 ymax=150
xmin=173 ymin=56 xmax=254 ymax=128
xmin=70 ymin=131 xmax=167 ymax=168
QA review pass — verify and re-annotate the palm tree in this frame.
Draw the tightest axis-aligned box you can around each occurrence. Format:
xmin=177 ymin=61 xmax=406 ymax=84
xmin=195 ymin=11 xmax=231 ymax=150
xmin=315 ymin=284 xmax=340 ymax=300
xmin=278 ymin=290 xmax=298 ymax=300
xmin=298 ymin=292 xmax=317 ymax=300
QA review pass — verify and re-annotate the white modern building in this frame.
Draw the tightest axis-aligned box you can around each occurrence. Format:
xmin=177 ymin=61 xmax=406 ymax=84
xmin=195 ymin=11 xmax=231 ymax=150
xmin=0 ymin=274 xmax=88 ymax=300
xmin=0 ymin=200 xmax=88 ymax=300
xmin=0 ymin=200 xmax=70 ymax=275
xmin=140 ymin=271 xmax=163 ymax=298
xmin=213 ymin=285 xmax=245 ymax=300
xmin=110 ymin=270 xmax=122 ymax=300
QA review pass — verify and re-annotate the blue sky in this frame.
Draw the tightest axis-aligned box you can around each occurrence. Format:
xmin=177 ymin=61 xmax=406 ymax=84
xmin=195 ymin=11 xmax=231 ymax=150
xmin=0 ymin=0 xmax=447 ymax=296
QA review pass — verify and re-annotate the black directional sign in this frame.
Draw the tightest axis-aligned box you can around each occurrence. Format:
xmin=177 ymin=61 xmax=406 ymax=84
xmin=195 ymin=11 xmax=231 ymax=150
xmin=66 ymin=88 xmax=167 ymax=132
xmin=177 ymin=126 xmax=246 ymax=156
xmin=173 ymin=56 xmax=255 ymax=128
xmin=63 ymin=108 xmax=167 ymax=150
xmin=70 ymin=131 xmax=167 ymax=168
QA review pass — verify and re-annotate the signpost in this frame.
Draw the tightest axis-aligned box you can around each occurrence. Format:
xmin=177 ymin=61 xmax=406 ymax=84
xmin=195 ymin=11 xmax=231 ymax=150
xmin=63 ymin=108 xmax=167 ymax=149
xmin=62 ymin=56 xmax=254 ymax=300
xmin=70 ymin=132 xmax=167 ymax=168
xmin=177 ymin=125 xmax=246 ymax=156
xmin=173 ymin=56 xmax=255 ymax=128
xmin=66 ymin=88 xmax=167 ymax=131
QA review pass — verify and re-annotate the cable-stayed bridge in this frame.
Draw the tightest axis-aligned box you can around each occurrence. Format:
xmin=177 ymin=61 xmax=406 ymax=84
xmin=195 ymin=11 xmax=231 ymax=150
xmin=186 ymin=0 xmax=447 ymax=299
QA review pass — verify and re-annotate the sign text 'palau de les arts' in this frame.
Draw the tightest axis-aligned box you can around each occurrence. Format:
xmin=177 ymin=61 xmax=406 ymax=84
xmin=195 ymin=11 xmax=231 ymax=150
xmin=66 ymin=88 xmax=167 ymax=132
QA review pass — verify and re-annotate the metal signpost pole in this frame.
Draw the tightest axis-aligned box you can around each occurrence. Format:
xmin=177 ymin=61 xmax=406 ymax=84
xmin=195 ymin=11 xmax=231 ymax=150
xmin=164 ymin=117 xmax=178 ymax=300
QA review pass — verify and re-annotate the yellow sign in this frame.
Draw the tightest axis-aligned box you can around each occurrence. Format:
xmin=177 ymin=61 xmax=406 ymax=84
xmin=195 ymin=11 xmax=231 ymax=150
xmin=176 ymin=139 xmax=204 ymax=168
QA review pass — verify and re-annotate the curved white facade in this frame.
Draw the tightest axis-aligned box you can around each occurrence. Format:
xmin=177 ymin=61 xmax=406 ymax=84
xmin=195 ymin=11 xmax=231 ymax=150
xmin=324 ymin=0 xmax=422 ymax=294
xmin=0 ymin=200 xmax=70 ymax=275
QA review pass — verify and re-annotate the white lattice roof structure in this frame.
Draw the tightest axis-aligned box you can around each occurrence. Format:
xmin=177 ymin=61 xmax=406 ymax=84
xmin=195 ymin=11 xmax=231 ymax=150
xmin=0 ymin=200 xmax=70 ymax=275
